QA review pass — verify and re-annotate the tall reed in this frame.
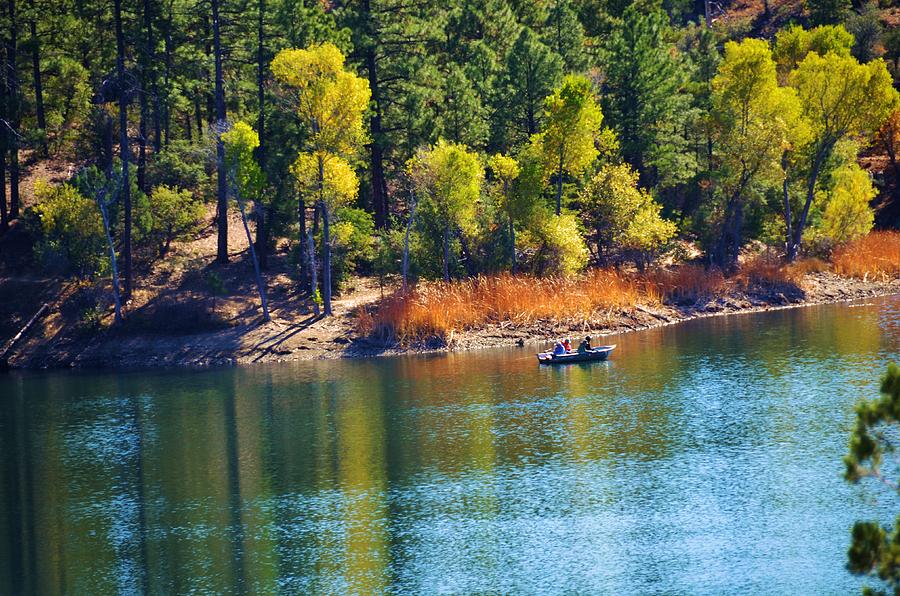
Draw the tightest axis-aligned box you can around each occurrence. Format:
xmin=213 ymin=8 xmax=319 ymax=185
xmin=833 ymin=231 xmax=900 ymax=280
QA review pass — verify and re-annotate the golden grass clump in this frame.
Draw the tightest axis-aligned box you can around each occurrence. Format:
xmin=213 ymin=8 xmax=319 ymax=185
xmin=358 ymin=270 xmax=649 ymax=342
xmin=643 ymin=264 xmax=726 ymax=304
xmin=833 ymin=231 xmax=900 ymax=280
xmin=733 ymin=255 xmax=800 ymax=289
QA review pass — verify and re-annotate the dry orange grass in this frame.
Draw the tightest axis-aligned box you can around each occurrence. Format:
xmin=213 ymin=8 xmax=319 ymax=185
xmin=357 ymin=270 xmax=650 ymax=342
xmin=733 ymin=255 xmax=800 ymax=290
xmin=784 ymin=257 xmax=830 ymax=277
xmin=644 ymin=264 xmax=726 ymax=304
xmin=361 ymin=241 xmax=887 ymax=343
xmin=833 ymin=231 xmax=900 ymax=280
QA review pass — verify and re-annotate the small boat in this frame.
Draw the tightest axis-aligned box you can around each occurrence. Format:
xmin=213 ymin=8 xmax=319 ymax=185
xmin=537 ymin=344 xmax=616 ymax=365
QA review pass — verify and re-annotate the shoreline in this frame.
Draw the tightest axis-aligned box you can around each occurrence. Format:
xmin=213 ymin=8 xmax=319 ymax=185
xmin=4 ymin=272 xmax=898 ymax=371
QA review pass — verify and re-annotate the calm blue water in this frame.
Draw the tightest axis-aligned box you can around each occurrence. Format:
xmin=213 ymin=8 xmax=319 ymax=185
xmin=1 ymin=296 xmax=898 ymax=594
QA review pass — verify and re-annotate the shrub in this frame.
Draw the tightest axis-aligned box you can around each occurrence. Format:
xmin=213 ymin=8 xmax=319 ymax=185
xmin=30 ymin=180 xmax=106 ymax=275
xmin=521 ymin=211 xmax=589 ymax=276
xmin=146 ymin=140 xmax=210 ymax=192
xmin=816 ymin=164 xmax=875 ymax=247
xmin=330 ymin=206 xmax=375 ymax=288
xmin=148 ymin=185 xmax=205 ymax=256
xmin=580 ymin=163 xmax=676 ymax=266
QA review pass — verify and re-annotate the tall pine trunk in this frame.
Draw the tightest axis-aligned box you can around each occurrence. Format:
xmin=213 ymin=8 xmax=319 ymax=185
xmin=213 ymin=0 xmax=228 ymax=264
xmin=7 ymin=0 xmax=19 ymax=219
xmin=364 ymin=0 xmax=388 ymax=229
xmin=114 ymin=0 xmax=132 ymax=298
xmin=144 ymin=0 xmax=160 ymax=152
xmin=163 ymin=3 xmax=172 ymax=146
xmin=28 ymin=3 xmax=46 ymax=157
xmin=255 ymin=0 xmax=267 ymax=268
xmin=0 ymin=51 xmax=7 ymax=232
xmin=137 ymin=92 xmax=147 ymax=192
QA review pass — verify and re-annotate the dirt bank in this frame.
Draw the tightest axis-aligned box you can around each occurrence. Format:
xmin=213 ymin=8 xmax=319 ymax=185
xmin=2 ymin=270 xmax=897 ymax=370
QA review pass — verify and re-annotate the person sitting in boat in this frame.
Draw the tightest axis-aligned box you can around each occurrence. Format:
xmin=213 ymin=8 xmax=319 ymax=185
xmin=577 ymin=336 xmax=592 ymax=354
xmin=553 ymin=341 xmax=567 ymax=356
xmin=562 ymin=338 xmax=572 ymax=352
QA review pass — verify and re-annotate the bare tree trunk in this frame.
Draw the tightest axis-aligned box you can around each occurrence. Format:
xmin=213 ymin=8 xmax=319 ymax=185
xmin=114 ymin=0 xmax=132 ymax=299
xmin=28 ymin=1 xmax=46 ymax=157
xmin=138 ymin=92 xmax=147 ymax=192
xmin=98 ymin=197 xmax=123 ymax=322
xmin=136 ymin=0 xmax=153 ymax=191
xmin=194 ymin=95 xmax=203 ymax=139
xmin=315 ymin=154 xmax=333 ymax=315
xmin=509 ymin=214 xmax=516 ymax=274
xmin=321 ymin=201 xmax=332 ymax=315
xmin=555 ymin=148 xmax=563 ymax=216
xmin=789 ymin=144 xmax=830 ymax=262
xmin=233 ymin=182 xmax=270 ymax=321
xmin=298 ymin=193 xmax=308 ymax=292
xmin=307 ymin=226 xmax=319 ymax=316
xmin=213 ymin=0 xmax=228 ymax=264
xmin=402 ymin=192 xmax=418 ymax=292
xmin=442 ymin=224 xmax=450 ymax=282
xmin=781 ymin=151 xmax=795 ymax=260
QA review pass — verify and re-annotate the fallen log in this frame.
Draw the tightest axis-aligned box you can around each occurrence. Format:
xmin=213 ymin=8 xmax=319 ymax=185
xmin=0 ymin=303 xmax=50 ymax=369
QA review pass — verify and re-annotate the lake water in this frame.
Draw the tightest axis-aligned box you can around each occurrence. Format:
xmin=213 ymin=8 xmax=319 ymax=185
xmin=2 ymin=296 xmax=899 ymax=595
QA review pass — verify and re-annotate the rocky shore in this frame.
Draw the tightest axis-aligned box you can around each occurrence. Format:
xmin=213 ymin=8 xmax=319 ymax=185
xmin=2 ymin=271 xmax=897 ymax=370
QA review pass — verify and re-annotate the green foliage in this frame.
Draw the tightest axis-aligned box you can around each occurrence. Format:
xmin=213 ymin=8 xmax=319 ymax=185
xmin=291 ymin=153 xmax=359 ymax=211
xmin=496 ymin=27 xmax=564 ymax=149
xmin=806 ymin=0 xmax=852 ymax=25
xmin=540 ymin=74 xmax=603 ymax=212
xmin=271 ymin=42 xmax=371 ymax=157
xmin=146 ymin=141 xmax=209 ymax=193
xmin=602 ymin=4 xmax=688 ymax=186
xmin=330 ymin=206 xmax=376 ymax=286
xmin=813 ymin=164 xmax=875 ymax=246
xmin=520 ymin=210 xmax=588 ymax=276
xmin=42 ymin=56 xmax=92 ymax=152
xmin=411 ymin=140 xmax=484 ymax=235
xmin=222 ymin=121 xmax=266 ymax=201
xmin=542 ymin=0 xmax=587 ymax=72
xmin=579 ymin=163 xmax=676 ymax=264
xmin=844 ymin=364 xmax=900 ymax=594
xmin=409 ymin=140 xmax=484 ymax=279
xmin=790 ymin=51 xmax=897 ymax=166
xmin=149 ymin=186 xmax=205 ymax=256
xmin=30 ymin=181 xmax=106 ymax=275
xmin=845 ymin=3 xmax=883 ymax=64
xmin=70 ymin=164 xmax=153 ymax=245
xmin=773 ymin=24 xmax=854 ymax=79
xmin=488 ymin=153 xmax=521 ymax=215
xmin=709 ymin=38 xmax=803 ymax=266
